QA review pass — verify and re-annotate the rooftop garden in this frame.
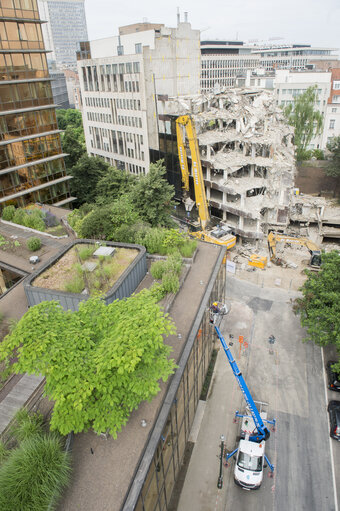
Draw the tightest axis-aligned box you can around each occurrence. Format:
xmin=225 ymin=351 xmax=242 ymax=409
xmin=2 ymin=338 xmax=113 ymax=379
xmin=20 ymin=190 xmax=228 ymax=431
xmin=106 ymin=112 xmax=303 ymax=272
xmin=32 ymin=243 xmax=138 ymax=295
xmin=1 ymin=205 xmax=68 ymax=237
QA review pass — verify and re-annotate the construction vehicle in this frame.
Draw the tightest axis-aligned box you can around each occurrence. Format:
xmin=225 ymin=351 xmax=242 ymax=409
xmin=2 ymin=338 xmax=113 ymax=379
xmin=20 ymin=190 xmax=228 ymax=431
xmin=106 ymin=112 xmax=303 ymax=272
xmin=211 ymin=310 xmax=276 ymax=489
xmin=267 ymin=231 xmax=321 ymax=268
xmin=176 ymin=115 xmax=236 ymax=250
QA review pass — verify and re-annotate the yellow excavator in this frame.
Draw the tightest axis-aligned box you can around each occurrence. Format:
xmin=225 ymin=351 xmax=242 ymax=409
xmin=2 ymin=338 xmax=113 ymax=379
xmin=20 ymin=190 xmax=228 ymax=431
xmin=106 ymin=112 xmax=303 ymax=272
xmin=176 ymin=115 xmax=236 ymax=250
xmin=267 ymin=232 xmax=322 ymax=268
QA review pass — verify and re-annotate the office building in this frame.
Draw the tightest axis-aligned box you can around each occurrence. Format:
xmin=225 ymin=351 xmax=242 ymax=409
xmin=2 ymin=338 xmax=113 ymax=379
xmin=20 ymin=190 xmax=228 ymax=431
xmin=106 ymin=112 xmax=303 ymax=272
xmin=0 ymin=0 xmax=73 ymax=209
xmin=77 ymin=18 xmax=200 ymax=174
xmin=201 ymin=41 xmax=338 ymax=91
xmin=38 ymin=0 xmax=88 ymax=70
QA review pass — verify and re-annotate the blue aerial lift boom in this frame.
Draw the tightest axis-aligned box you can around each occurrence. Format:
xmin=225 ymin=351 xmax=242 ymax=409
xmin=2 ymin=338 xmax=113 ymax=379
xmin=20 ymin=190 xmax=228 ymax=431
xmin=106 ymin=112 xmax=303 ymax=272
xmin=211 ymin=316 xmax=276 ymax=478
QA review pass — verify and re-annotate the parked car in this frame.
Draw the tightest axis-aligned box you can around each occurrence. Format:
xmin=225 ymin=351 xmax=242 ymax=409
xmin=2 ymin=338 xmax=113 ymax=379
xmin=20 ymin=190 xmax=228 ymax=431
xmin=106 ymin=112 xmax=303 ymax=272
xmin=328 ymin=401 xmax=340 ymax=441
xmin=326 ymin=361 xmax=340 ymax=392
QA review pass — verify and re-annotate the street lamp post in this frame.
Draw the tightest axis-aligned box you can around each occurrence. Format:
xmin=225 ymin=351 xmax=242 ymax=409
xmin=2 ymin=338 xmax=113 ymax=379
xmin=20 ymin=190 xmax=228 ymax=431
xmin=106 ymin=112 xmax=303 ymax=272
xmin=217 ymin=434 xmax=225 ymax=489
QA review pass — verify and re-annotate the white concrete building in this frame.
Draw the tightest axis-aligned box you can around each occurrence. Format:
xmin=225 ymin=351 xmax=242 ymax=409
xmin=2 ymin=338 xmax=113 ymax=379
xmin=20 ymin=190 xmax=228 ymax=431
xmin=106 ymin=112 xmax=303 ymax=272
xmin=77 ymin=20 xmax=200 ymax=175
xmin=274 ymin=70 xmax=331 ymax=149
xmin=322 ymin=70 xmax=340 ymax=147
xmin=200 ymin=42 xmax=338 ymax=92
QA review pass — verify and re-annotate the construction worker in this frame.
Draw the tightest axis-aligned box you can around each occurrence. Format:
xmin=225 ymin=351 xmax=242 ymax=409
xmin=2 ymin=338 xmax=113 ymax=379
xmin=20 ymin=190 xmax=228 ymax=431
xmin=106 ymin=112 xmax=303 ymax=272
xmin=210 ymin=302 xmax=220 ymax=323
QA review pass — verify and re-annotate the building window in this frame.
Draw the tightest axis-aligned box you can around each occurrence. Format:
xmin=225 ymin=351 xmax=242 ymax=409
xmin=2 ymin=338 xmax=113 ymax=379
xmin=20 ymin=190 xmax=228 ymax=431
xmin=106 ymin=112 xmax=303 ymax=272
xmin=334 ymin=81 xmax=340 ymax=90
xmin=333 ymin=96 xmax=340 ymax=103
xmin=332 ymin=108 xmax=337 ymax=113
xmin=117 ymin=45 xmax=124 ymax=56
xmin=133 ymin=62 xmax=140 ymax=73
xmin=329 ymin=119 xmax=335 ymax=129
xmin=135 ymin=43 xmax=142 ymax=54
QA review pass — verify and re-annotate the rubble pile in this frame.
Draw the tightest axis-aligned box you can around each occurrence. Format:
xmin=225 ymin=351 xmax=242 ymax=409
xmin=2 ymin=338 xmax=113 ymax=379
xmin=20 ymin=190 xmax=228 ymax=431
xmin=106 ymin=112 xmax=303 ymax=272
xmin=165 ymin=89 xmax=296 ymax=241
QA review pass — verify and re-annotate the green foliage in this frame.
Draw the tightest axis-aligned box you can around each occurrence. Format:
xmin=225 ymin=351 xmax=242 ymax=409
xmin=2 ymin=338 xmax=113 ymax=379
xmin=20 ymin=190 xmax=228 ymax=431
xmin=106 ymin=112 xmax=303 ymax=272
xmin=0 ymin=433 xmax=71 ymax=511
xmin=12 ymin=208 xmax=26 ymax=226
xmin=179 ymin=239 xmax=197 ymax=258
xmin=64 ymin=274 xmax=84 ymax=294
xmin=150 ymin=260 xmax=167 ymax=280
xmin=294 ymin=252 xmax=340 ymax=368
xmin=96 ymin=166 xmax=136 ymax=205
xmin=79 ymin=205 xmax=113 ymax=239
xmin=11 ymin=208 xmax=45 ymax=232
xmin=78 ymin=246 xmax=95 ymax=261
xmin=164 ymin=252 xmax=183 ymax=275
xmin=0 ymin=295 xmax=175 ymax=437
xmin=136 ymin=227 xmax=168 ymax=254
xmin=70 ymin=155 xmax=110 ymax=206
xmin=312 ymin=149 xmax=324 ymax=160
xmin=2 ymin=206 xmax=15 ymax=221
xmin=326 ymin=136 xmax=340 ymax=178
xmin=0 ymin=441 xmax=8 ymax=465
xmin=0 ymin=235 xmax=7 ymax=247
xmin=56 ymin=109 xmax=83 ymax=130
xmin=13 ymin=240 xmax=20 ymax=247
xmin=161 ymin=272 xmax=180 ymax=294
xmin=12 ymin=409 xmax=44 ymax=443
xmin=27 ymin=237 xmax=41 ymax=251
xmin=284 ymin=85 xmax=323 ymax=161
xmin=127 ymin=160 xmax=175 ymax=227
xmin=62 ymin=126 xmax=86 ymax=168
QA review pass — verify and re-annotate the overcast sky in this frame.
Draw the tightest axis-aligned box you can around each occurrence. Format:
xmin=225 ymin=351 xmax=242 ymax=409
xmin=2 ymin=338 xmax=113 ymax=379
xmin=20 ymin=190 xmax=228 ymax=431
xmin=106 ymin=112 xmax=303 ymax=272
xmin=84 ymin=0 xmax=340 ymax=52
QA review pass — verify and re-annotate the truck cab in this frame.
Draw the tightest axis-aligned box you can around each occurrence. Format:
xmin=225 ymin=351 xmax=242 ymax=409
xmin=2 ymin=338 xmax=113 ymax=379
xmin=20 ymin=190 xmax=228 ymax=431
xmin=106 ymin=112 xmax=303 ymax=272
xmin=234 ymin=410 xmax=268 ymax=490
xmin=234 ymin=439 xmax=265 ymax=490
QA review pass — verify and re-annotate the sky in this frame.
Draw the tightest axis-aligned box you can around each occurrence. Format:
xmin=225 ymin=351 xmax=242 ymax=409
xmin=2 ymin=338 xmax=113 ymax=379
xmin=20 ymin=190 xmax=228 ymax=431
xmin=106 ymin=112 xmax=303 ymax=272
xmin=84 ymin=0 xmax=340 ymax=52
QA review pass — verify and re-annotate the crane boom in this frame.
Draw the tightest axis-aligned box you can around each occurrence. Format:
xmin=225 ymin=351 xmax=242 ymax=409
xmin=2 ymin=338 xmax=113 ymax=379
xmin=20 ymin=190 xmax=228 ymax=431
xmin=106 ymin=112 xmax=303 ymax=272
xmin=176 ymin=115 xmax=210 ymax=229
xmin=214 ymin=325 xmax=270 ymax=442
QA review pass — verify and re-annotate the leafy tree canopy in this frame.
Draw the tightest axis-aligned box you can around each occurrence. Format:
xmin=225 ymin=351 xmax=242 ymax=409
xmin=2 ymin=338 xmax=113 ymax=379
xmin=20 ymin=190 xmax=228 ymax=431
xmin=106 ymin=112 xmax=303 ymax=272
xmin=294 ymin=251 xmax=340 ymax=371
xmin=56 ymin=109 xmax=83 ymax=130
xmin=70 ymin=155 xmax=110 ymax=206
xmin=284 ymin=85 xmax=323 ymax=161
xmin=128 ymin=160 xmax=175 ymax=227
xmin=62 ymin=126 xmax=86 ymax=169
xmin=326 ymin=136 xmax=340 ymax=178
xmin=95 ymin=166 xmax=137 ymax=205
xmin=0 ymin=294 xmax=176 ymax=438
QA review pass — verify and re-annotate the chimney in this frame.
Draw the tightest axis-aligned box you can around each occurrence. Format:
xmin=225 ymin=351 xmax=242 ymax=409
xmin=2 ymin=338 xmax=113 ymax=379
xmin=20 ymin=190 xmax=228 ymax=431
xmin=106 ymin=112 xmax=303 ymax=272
xmin=177 ymin=7 xmax=180 ymax=26
xmin=184 ymin=11 xmax=188 ymax=22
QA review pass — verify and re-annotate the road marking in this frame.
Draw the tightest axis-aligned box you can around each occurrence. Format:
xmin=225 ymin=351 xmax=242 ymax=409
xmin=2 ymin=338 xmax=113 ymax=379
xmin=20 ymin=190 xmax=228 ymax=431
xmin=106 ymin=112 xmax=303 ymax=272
xmin=321 ymin=348 xmax=338 ymax=511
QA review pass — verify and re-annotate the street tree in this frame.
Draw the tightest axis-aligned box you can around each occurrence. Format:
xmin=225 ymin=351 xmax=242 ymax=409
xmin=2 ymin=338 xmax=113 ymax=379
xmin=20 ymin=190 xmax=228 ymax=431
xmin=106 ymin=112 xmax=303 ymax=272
xmin=62 ymin=126 xmax=86 ymax=168
xmin=56 ymin=109 xmax=83 ymax=130
xmin=284 ymin=85 xmax=323 ymax=161
xmin=294 ymin=251 xmax=340 ymax=372
xmin=128 ymin=160 xmax=175 ymax=227
xmin=326 ymin=136 xmax=340 ymax=178
xmin=0 ymin=294 xmax=176 ymax=438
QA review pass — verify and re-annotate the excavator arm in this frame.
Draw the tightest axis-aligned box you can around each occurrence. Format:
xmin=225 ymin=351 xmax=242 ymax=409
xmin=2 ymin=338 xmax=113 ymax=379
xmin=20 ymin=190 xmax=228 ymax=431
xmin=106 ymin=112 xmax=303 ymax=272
xmin=268 ymin=232 xmax=321 ymax=267
xmin=176 ymin=115 xmax=210 ymax=230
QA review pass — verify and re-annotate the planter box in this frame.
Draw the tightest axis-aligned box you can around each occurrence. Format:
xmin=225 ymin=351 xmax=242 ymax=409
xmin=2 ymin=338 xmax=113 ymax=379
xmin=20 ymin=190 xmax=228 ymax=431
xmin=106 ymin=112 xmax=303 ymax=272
xmin=24 ymin=239 xmax=147 ymax=311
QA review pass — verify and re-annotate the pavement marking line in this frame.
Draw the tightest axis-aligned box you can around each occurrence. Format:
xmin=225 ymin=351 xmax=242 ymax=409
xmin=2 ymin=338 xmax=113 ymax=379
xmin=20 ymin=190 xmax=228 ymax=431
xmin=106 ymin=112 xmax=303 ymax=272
xmin=321 ymin=347 xmax=339 ymax=511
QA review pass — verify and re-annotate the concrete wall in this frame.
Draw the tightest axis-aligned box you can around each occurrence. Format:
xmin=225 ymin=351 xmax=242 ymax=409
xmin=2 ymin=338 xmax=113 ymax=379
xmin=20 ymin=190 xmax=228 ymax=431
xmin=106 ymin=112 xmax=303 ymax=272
xmin=295 ymin=160 xmax=340 ymax=197
xmin=24 ymin=240 xmax=147 ymax=311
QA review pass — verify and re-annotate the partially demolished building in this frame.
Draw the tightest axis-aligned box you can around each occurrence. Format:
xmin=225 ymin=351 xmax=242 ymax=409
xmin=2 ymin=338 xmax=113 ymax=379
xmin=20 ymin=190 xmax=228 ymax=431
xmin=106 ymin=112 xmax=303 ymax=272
xmin=160 ymin=89 xmax=296 ymax=242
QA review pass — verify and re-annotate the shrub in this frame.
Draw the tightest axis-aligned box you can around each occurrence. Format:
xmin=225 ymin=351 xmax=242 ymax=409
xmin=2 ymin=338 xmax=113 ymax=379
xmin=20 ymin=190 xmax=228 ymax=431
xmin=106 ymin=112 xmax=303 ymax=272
xmin=0 ymin=434 xmax=71 ymax=511
xmin=0 ymin=441 xmax=8 ymax=465
xmin=312 ymin=149 xmax=324 ymax=160
xmin=179 ymin=239 xmax=197 ymax=258
xmin=64 ymin=274 xmax=84 ymax=294
xmin=27 ymin=237 xmax=41 ymax=251
xmin=161 ymin=272 xmax=180 ymax=294
xmin=2 ymin=206 xmax=15 ymax=221
xmin=12 ymin=409 xmax=43 ymax=443
xmin=78 ymin=246 xmax=95 ymax=261
xmin=164 ymin=252 xmax=182 ymax=275
xmin=141 ymin=228 xmax=168 ymax=254
xmin=0 ymin=235 xmax=7 ymax=247
xmin=150 ymin=260 xmax=166 ymax=280
xmin=12 ymin=208 xmax=26 ymax=226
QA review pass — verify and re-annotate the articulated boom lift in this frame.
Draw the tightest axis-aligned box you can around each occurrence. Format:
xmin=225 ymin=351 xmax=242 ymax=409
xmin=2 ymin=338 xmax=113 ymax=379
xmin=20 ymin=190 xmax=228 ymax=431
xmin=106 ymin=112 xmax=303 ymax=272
xmin=213 ymin=320 xmax=276 ymax=489
xmin=176 ymin=115 xmax=236 ymax=249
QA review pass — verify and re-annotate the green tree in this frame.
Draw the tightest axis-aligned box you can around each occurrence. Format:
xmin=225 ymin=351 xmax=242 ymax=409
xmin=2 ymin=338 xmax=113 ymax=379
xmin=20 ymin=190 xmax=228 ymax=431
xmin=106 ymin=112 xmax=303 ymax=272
xmin=79 ymin=205 xmax=114 ymax=239
xmin=294 ymin=252 xmax=340 ymax=371
xmin=284 ymin=85 xmax=323 ymax=161
xmin=62 ymin=126 xmax=86 ymax=169
xmin=56 ymin=109 xmax=83 ymax=130
xmin=326 ymin=136 xmax=340 ymax=178
xmin=0 ymin=294 xmax=175 ymax=438
xmin=70 ymin=155 xmax=109 ymax=206
xmin=95 ymin=166 xmax=136 ymax=205
xmin=128 ymin=160 xmax=175 ymax=227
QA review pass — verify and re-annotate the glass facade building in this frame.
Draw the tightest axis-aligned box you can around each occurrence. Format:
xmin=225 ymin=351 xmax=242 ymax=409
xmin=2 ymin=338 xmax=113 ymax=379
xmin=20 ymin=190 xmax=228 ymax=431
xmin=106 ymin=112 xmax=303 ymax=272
xmin=122 ymin=249 xmax=226 ymax=510
xmin=38 ymin=0 xmax=88 ymax=70
xmin=0 ymin=0 xmax=72 ymax=209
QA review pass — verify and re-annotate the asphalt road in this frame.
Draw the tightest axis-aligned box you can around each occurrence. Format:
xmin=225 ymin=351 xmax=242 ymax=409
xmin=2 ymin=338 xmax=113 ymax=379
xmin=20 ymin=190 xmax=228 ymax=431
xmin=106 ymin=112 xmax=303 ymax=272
xmin=178 ymin=274 xmax=337 ymax=511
